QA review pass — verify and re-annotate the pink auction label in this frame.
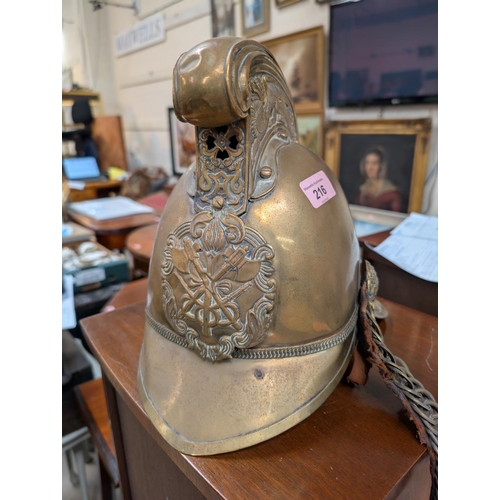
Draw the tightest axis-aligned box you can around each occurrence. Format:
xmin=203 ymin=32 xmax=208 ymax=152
xmin=299 ymin=170 xmax=336 ymax=208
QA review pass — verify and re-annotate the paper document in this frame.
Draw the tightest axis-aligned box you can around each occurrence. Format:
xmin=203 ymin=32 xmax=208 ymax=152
xmin=69 ymin=196 xmax=154 ymax=221
xmin=353 ymin=219 xmax=392 ymax=238
xmin=62 ymin=223 xmax=73 ymax=237
xmin=370 ymin=213 xmax=438 ymax=283
xmin=67 ymin=181 xmax=85 ymax=190
xmin=390 ymin=212 xmax=438 ymax=240
xmin=62 ymin=274 xmax=77 ymax=329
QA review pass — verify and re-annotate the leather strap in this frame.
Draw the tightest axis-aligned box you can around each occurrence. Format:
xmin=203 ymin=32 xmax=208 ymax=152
xmin=348 ymin=262 xmax=438 ymax=500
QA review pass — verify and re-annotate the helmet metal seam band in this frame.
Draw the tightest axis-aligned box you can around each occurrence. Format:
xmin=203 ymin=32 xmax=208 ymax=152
xmin=145 ymin=307 xmax=190 ymax=350
xmin=145 ymin=304 xmax=358 ymax=360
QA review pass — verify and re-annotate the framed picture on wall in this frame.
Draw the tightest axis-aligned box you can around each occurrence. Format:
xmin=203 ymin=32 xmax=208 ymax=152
xmin=324 ymin=119 xmax=431 ymax=213
xmin=211 ymin=0 xmax=236 ymax=37
xmin=241 ymin=0 xmax=270 ymax=37
xmin=297 ymin=114 xmax=324 ymax=159
xmin=275 ymin=0 xmax=304 ymax=8
xmin=168 ymin=107 xmax=196 ymax=177
xmin=262 ymin=26 xmax=324 ymax=114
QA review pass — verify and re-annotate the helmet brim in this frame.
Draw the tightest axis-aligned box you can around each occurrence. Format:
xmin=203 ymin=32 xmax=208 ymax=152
xmin=138 ymin=321 xmax=356 ymax=456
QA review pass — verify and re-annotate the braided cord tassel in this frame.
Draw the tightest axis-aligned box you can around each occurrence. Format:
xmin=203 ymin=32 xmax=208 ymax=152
xmin=361 ymin=261 xmax=438 ymax=500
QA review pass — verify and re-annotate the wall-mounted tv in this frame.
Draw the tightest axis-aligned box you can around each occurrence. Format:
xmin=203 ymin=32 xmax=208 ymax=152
xmin=329 ymin=0 xmax=438 ymax=108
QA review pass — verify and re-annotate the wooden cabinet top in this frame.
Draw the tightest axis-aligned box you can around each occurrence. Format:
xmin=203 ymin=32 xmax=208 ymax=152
xmin=81 ymin=298 xmax=437 ymax=499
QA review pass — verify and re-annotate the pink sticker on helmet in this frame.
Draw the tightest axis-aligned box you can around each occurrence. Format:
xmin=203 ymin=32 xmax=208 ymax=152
xmin=299 ymin=170 xmax=336 ymax=209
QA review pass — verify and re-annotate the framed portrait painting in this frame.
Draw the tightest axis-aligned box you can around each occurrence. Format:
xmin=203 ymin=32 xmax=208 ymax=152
xmin=168 ymin=107 xmax=196 ymax=177
xmin=297 ymin=114 xmax=324 ymax=159
xmin=262 ymin=27 xmax=324 ymax=114
xmin=241 ymin=0 xmax=270 ymax=37
xmin=211 ymin=0 xmax=235 ymax=37
xmin=324 ymin=119 xmax=431 ymax=213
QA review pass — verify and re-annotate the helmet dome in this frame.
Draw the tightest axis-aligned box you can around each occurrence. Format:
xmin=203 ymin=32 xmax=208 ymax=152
xmin=139 ymin=37 xmax=360 ymax=455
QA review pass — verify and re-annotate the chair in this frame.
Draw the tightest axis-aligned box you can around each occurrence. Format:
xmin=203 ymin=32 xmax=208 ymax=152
xmin=62 ymin=98 xmax=100 ymax=162
xmin=68 ymin=282 xmax=147 ymax=499
xmin=62 ymin=330 xmax=95 ymax=500
xmin=62 ymin=428 xmax=92 ymax=498
xmin=74 ymin=378 xmax=120 ymax=500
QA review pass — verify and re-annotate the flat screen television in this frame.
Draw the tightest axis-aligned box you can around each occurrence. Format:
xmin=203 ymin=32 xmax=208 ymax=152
xmin=329 ymin=0 xmax=438 ymax=107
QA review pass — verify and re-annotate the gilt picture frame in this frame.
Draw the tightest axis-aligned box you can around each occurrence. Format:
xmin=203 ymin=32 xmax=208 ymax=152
xmin=324 ymin=119 xmax=431 ymax=213
xmin=297 ymin=114 xmax=324 ymax=159
xmin=168 ymin=107 xmax=196 ymax=177
xmin=275 ymin=0 xmax=304 ymax=8
xmin=262 ymin=26 xmax=325 ymax=114
xmin=241 ymin=0 xmax=270 ymax=37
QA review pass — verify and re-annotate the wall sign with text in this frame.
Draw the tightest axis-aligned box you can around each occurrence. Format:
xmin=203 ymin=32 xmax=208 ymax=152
xmin=115 ymin=12 xmax=165 ymax=57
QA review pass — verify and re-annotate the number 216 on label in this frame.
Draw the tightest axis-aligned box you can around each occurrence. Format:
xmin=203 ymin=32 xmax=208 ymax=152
xmin=299 ymin=170 xmax=336 ymax=209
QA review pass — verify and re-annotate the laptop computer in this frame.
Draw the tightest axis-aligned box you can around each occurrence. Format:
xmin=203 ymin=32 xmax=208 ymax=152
xmin=62 ymin=156 xmax=107 ymax=182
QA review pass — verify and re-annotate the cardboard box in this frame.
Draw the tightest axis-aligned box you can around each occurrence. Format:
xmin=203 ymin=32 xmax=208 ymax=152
xmin=63 ymin=241 xmax=130 ymax=294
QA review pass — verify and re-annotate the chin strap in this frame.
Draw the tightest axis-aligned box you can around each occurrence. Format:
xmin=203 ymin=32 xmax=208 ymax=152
xmin=350 ymin=261 xmax=438 ymax=500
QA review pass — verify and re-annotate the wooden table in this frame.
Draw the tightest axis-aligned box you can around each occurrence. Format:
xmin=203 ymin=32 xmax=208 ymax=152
xmin=136 ymin=190 xmax=171 ymax=216
xmin=68 ymin=189 xmax=171 ymax=251
xmin=81 ymin=298 xmax=437 ymax=500
xmin=68 ymin=210 xmax=159 ymax=250
xmin=122 ymin=190 xmax=172 ymax=273
xmin=101 ymin=278 xmax=148 ymax=313
xmin=359 ymin=230 xmax=438 ymax=317
xmin=67 ymin=179 xmax=122 ymax=202
xmin=125 ymin=224 xmax=158 ymax=274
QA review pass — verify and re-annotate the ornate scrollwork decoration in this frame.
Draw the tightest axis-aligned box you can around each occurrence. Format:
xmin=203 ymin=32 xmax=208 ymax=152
xmin=247 ymin=74 xmax=297 ymax=199
xmin=162 ymin=38 xmax=308 ymax=361
xmin=161 ymin=208 xmax=276 ymax=362
xmin=365 ymin=261 xmax=379 ymax=304
xmin=194 ymin=121 xmax=248 ymax=215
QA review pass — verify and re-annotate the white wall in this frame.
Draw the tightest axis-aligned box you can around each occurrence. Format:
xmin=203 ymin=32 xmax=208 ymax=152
xmin=107 ymin=0 xmax=214 ymax=175
xmin=103 ymin=0 xmax=438 ymax=213
xmin=62 ymin=0 xmax=120 ymax=114
xmin=62 ymin=0 xmax=87 ymax=87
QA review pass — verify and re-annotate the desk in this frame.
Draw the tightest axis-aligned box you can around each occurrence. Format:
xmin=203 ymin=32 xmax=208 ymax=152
xmin=67 ymin=179 xmax=122 ymax=203
xmin=81 ymin=298 xmax=437 ymax=500
xmin=359 ymin=230 xmax=438 ymax=317
xmin=68 ymin=209 xmax=159 ymax=250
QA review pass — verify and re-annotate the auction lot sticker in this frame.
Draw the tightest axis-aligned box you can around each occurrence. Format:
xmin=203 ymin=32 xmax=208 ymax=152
xmin=299 ymin=170 xmax=336 ymax=208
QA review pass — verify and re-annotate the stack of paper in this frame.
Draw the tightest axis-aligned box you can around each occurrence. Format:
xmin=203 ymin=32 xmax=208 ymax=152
xmin=62 ymin=275 xmax=77 ymax=330
xmin=370 ymin=213 xmax=438 ymax=283
xmin=69 ymin=196 xmax=154 ymax=221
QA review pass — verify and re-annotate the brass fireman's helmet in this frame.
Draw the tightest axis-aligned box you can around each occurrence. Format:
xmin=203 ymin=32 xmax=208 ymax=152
xmin=138 ymin=38 xmax=361 ymax=455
